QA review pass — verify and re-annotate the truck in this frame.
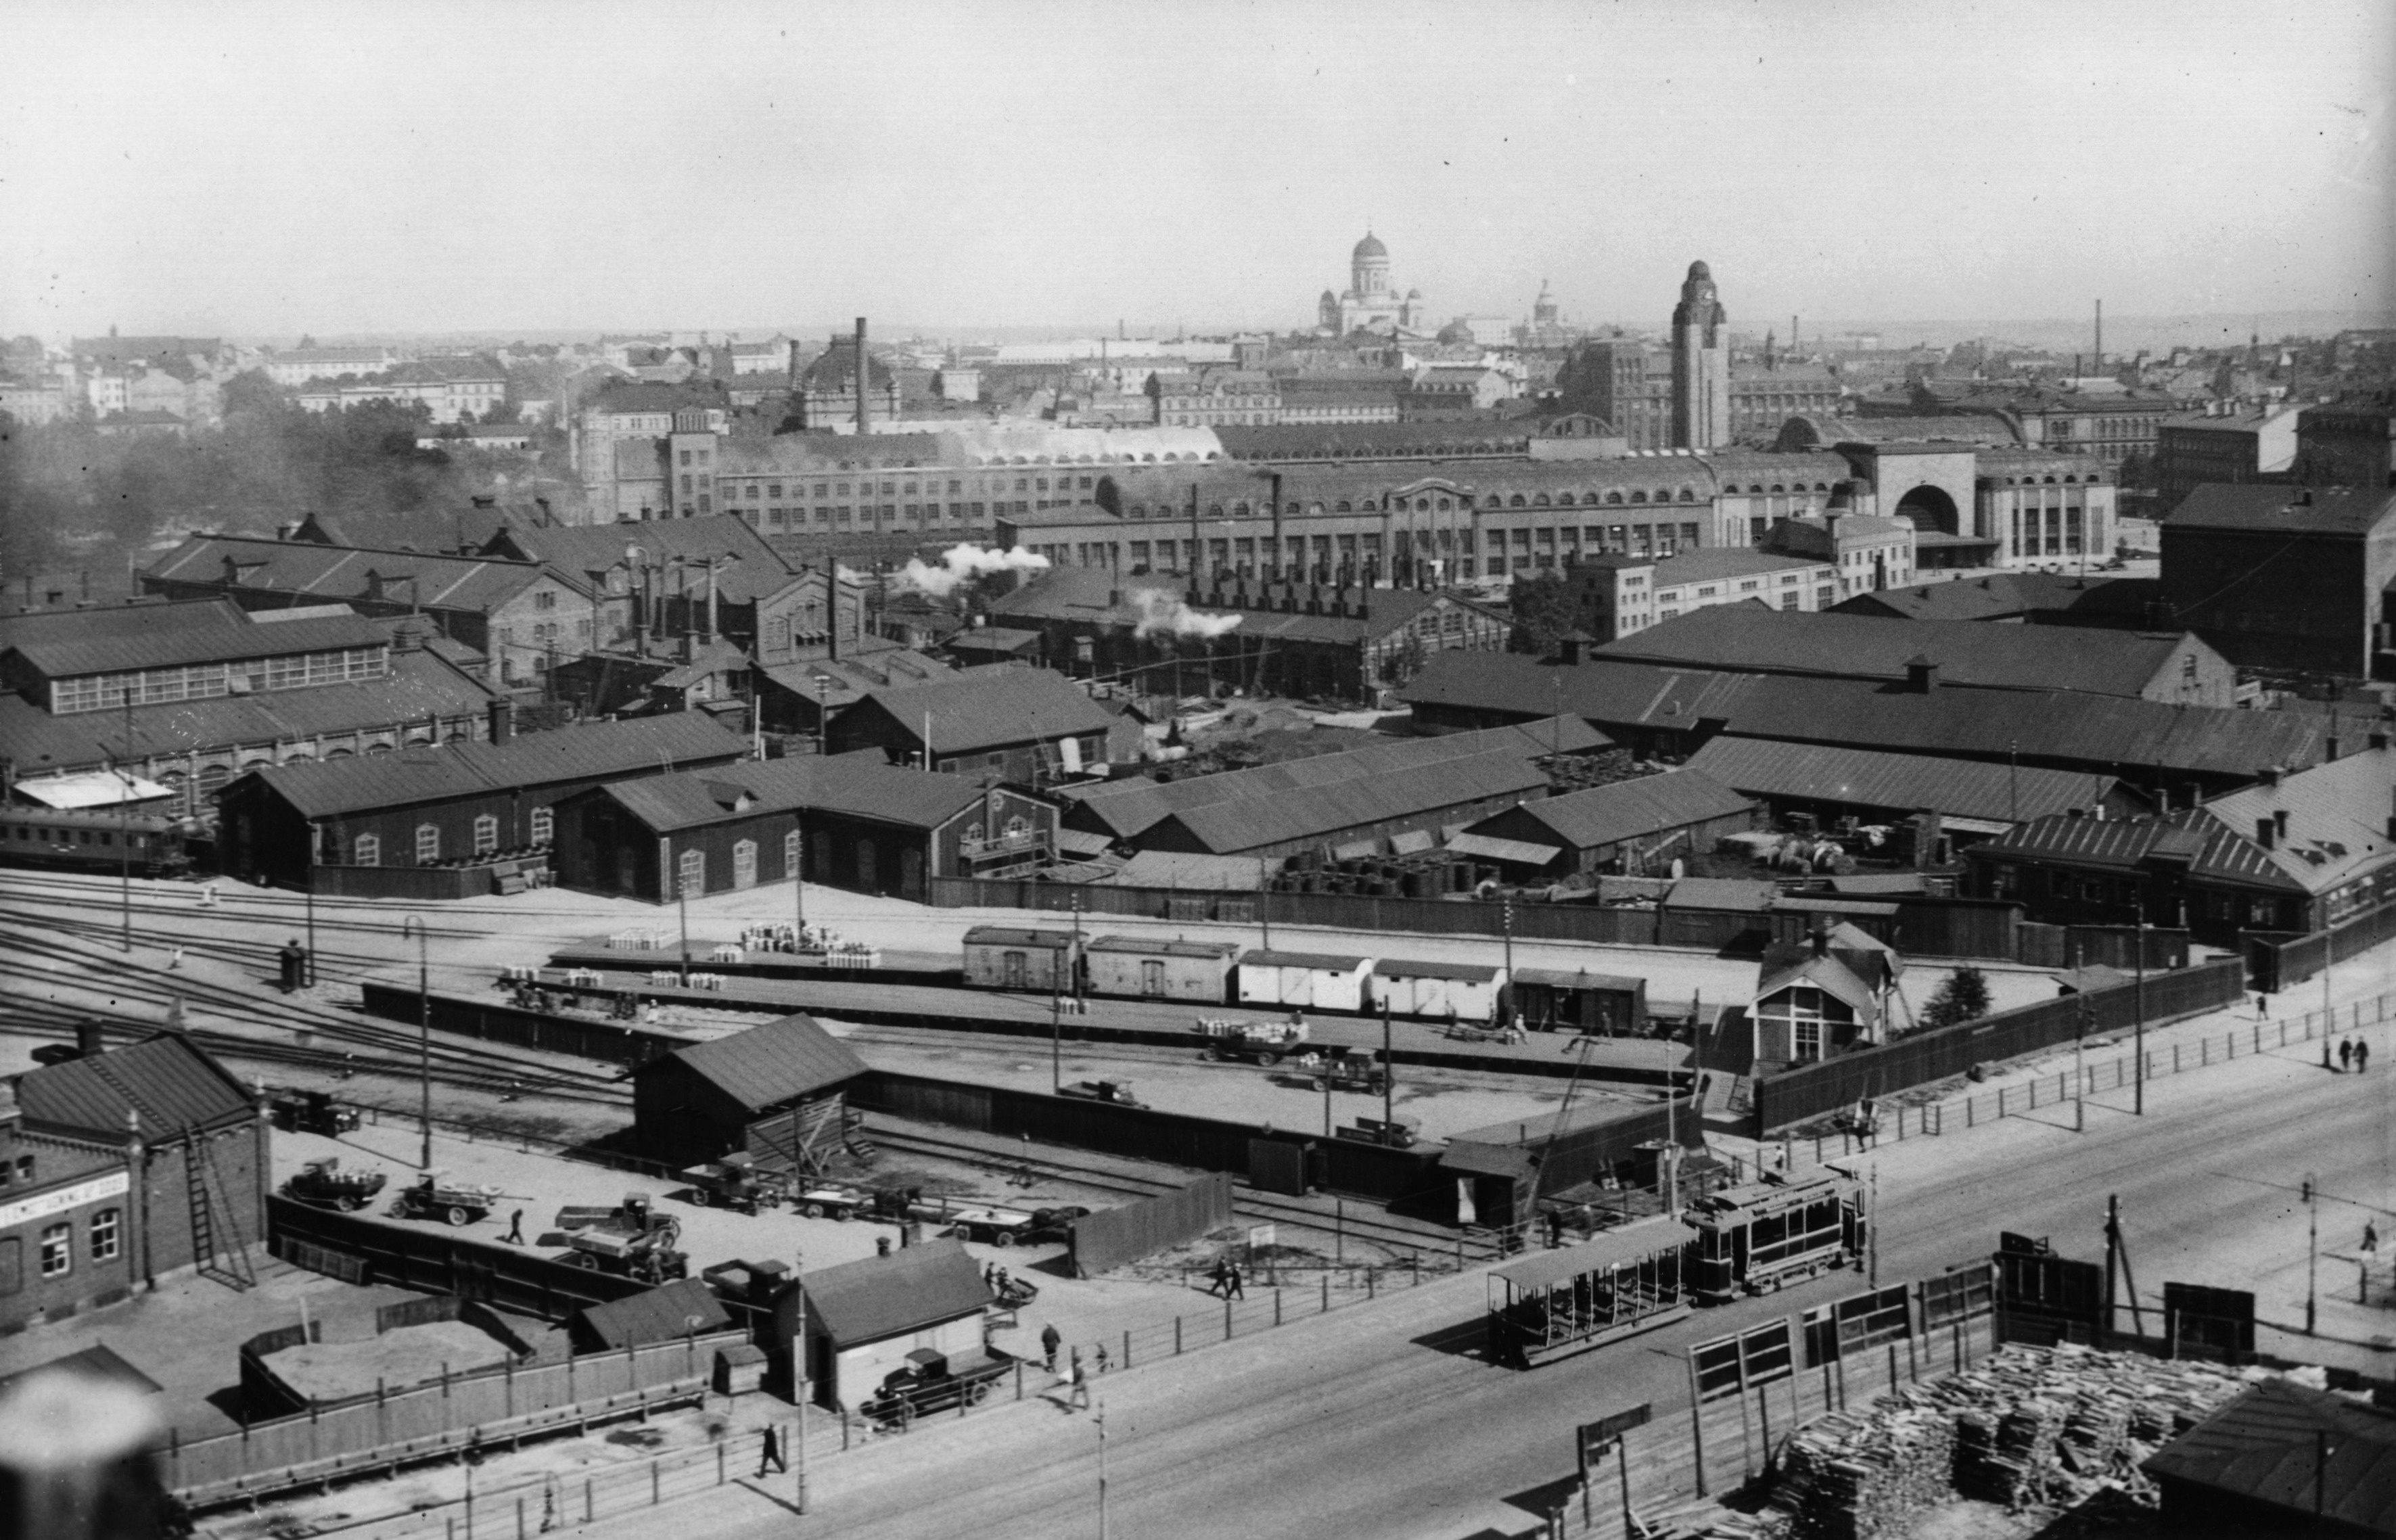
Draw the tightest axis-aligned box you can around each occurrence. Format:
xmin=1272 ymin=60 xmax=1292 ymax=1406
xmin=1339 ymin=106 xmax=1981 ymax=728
xmin=554 ymin=1222 xmax=689 ymax=1282
xmin=790 ymin=1181 xmax=879 ymax=1221
xmin=680 ymin=1154 xmax=781 ymax=1214
xmin=920 ymin=1200 xmax=1088 ymax=1247
xmin=282 ymin=1157 xmax=388 ymax=1211
xmin=268 ymin=1090 xmax=361 ymax=1137
xmin=1334 ymin=1114 xmax=1421 ymax=1150
xmin=388 ymin=1171 xmax=513 ymax=1227
xmin=858 ymin=1347 xmax=1015 ymax=1431
xmin=1058 ymin=1078 xmax=1143 ymax=1107
xmin=1195 ymin=1014 xmax=1309 ymax=1067
xmin=555 ymin=1192 xmax=677 ymax=1240
xmin=1295 ymin=1047 xmax=1389 ymax=1095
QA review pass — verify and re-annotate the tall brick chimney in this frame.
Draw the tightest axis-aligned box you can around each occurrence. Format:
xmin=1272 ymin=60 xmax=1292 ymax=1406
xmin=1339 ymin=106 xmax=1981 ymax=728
xmin=854 ymin=317 xmax=869 ymax=434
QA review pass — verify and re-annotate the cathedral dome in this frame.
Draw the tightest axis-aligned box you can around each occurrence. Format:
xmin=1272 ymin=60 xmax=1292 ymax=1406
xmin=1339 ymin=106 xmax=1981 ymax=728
xmin=1406 ymin=287 xmax=1423 ymax=298
xmin=1353 ymin=232 xmax=1388 ymax=261
xmin=1686 ymin=260 xmax=1712 ymax=281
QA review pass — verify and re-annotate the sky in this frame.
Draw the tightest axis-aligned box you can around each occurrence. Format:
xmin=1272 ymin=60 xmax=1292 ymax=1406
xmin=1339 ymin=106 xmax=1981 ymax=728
xmin=3 ymin=0 xmax=2390 ymax=344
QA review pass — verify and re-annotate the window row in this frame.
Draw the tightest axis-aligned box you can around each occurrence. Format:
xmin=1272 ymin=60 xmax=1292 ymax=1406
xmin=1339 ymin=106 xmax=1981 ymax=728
xmin=348 ymin=808 xmax=552 ymax=867
xmin=51 ymin=648 xmax=390 ymax=714
xmin=32 ymin=1208 xmax=120 ymax=1280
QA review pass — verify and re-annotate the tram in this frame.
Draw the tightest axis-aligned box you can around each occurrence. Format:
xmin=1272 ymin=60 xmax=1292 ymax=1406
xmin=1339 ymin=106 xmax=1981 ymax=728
xmin=1684 ymin=1171 xmax=1866 ymax=1304
xmin=1485 ymin=1215 xmax=1699 ymax=1368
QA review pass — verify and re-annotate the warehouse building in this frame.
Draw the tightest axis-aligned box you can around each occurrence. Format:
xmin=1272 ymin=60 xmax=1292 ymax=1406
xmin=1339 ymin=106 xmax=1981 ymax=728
xmin=824 ymin=668 xmax=1132 ymax=786
xmin=1452 ymin=768 xmax=1757 ymax=881
xmin=1679 ymin=737 xmax=2140 ymax=837
xmin=2143 ymin=1377 xmax=2396 ymax=1539
xmin=630 ymin=1013 xmax=867 ymax=1165
xmin=1060 ymin=717 xmax=1607 ymax=851
xmin=2159 ymin=484 xmax=2396 ymax=678
xmin=553 ymin=753 xmax=1059 ymax=904
xmin=214 ymin=709 xmax=747 ymax=894
xmin=1 ymin=1029 xmax=266 ymax=1332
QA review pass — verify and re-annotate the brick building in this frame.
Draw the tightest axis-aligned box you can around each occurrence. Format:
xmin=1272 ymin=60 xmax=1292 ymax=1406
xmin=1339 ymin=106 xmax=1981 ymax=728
xmin=2159 ymin=484 xmax=2396 ymax=677
xmin=2295 ymin=402 xmax=2396 ymax=490
xmin=1 ymin=1030 xmax=267 ymax=1332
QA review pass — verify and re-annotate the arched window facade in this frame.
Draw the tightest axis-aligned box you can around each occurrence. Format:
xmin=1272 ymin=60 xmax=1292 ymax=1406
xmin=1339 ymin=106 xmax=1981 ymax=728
xmin=783 ymin=829 xmax=801 ymax=879
xmin=354 ymin=834 xmax=381 ymax=866
xmin=678 ymin=847 xmax=705 ymax=897
xmin=472 ymin=814 xmax=499 ymax=856
xmin=529 ymin=806 xmax=553 ymax=845
xmin=732 ymin=839 xmax=758 ymax=889
xmin=415 ymin=824 xmax=440 ymax=863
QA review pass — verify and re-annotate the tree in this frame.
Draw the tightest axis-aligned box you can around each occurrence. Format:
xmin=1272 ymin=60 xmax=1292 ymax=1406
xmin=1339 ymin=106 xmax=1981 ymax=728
xmin=1505 ymin=569 xmax=1578 ymax=656
xmin=1919 ymin=966 xmax=1991 ymax=1030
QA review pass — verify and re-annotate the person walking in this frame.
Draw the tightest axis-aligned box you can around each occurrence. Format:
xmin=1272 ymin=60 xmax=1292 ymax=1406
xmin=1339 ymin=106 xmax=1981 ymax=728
xmin=1225 ymin=1261 xmax=1245 ymax=1300
xmin=2357 ymin=1039 xmax=2371 ymax=1074
xmin=1040 ymin=1322 xmax=1061 ymax=1372
xmin=1063 ymin=1349 xmax=1090 ymax=1411
xmin=756 ymin=1424 xmax=786 ymax=1476
xmin=1203 ymin=1259 xmax=1226 ymax=1298
xmin=503 ymin=1208 xmax=525 ymax=1245
xmin=2341 ymin=1039 xmax=2354 ymax=1072
xmin=2365 ymin=1221 xmax=2380 ymax=1254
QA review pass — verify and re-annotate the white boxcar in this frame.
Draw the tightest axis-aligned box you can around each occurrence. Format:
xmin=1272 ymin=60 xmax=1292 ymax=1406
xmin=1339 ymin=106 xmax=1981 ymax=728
xmin=1367 ymin=958 xmax=1503 ymax=1023
xmin=1237 ymin=950 xmax=1375 ymax=1013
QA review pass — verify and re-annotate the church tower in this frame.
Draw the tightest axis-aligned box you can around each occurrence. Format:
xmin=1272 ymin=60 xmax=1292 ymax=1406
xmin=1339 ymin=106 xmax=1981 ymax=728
xmin=1669 ymin=260 xmax=1730 ymax=450
xmin=1352 ymin=232 xmax=1391 ymax=300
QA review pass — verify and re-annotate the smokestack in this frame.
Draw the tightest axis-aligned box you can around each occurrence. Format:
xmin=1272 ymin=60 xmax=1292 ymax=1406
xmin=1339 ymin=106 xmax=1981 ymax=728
xmin=854 ymin=317 xmax=869 ymax=434
xmin=2094 ymin=298 xmax=2102 ymax=367
xmin=1810 ymin=924 xmax=1828 ymax=959
xmin=76 ymin=1022 xmax=105 ymax=1059
xmin=488 ymin=697 xmax=513 ymax=745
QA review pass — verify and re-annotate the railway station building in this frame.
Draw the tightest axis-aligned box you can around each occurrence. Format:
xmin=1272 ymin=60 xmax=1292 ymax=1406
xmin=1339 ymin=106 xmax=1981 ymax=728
xmin=1 ymin=1029 xmax=267 ymax=1333
xmin=823 ymin=668 xmax=1132 ymax=785
xmin=212 ymin=709 xmax=747 ymax=897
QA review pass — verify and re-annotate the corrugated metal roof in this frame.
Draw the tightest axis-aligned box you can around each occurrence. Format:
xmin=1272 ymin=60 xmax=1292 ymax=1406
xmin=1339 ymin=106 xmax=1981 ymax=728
xmin=1 ymin=602 xmax=389 ymax=679
xmin=2142 ymin=1378 xmax=2396 ymax=1533
xmin=1494 ymin=769 xmax=1755 ymax=851
xmin=0 ymin=598 xmax=245 ymax=659
xmin=1971 ymin=810 xmax=2301 ymax=891
xmin=572 ymin=1278 xmax=732 ymax=1349
xmin=2203 ymin=747 xmax=2396 ymax=894
xmin=1683 ymin=737 xmax=2116 ymax=824
xmin=1593 ymin=607 xmax=2193 ymax=699
xmin=1663 ymin=877 xmax=1777 ymax=912
xmin=1492 ymin=1218 xmax=1701 ymax=1290
xmin=639 ymin=1014 xmax=866 ymax=1111
xmin=802 ymin=1238 xmax=990 ymax=1347
xmin=145 ymin=534 xmax=568 ymax=614
xmin=239 ymin=713 xmax=747 ymax=817
xmin=1153 ymin=750 xmax=1547 ymax=855
xmin=16 ymin=1033 xmax=254 ymax=1139
xmin=1063 ymin=718 xmax=1607 ymax=841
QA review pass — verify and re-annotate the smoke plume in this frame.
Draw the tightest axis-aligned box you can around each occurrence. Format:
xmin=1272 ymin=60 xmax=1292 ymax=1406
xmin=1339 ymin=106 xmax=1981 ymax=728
xmin=1129 ymin=588 xmax=1242 ymax=640
xmin=892 ymin=542 xmax=1051 ymax=597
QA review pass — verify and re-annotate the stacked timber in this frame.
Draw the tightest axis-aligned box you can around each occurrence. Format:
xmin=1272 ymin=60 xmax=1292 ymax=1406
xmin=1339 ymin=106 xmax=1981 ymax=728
xmin=1762 ymin=1343 xmax=2247 ymax=1536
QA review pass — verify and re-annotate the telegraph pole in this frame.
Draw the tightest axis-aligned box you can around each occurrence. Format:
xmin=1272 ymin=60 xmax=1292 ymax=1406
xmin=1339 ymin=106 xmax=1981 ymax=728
xmin=118 ymin=689 xmax=134 ymax=952
xmin=1381 ymin=996 xmax=1396 ymax=1133
xmin=2306 ymin=1172 xmax=2320 ymax=1336
xmin=402 ymin=916 xmax=432 ymax=1170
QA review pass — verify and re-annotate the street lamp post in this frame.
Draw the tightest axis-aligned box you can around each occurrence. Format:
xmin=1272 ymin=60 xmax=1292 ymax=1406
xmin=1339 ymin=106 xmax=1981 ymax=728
xmin=678 ymin=856 xmax=693 ymax=985
xmin=402 ymin=916 xmax=432 ymax=1169
xmin=2306 ymin=1171 xmax=2320 ymax=1336
xmin=2134 ymin=923 xmax=2148 ymax=1115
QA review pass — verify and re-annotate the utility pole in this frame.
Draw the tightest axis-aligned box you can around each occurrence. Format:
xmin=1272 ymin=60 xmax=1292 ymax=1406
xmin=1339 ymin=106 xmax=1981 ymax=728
xmin=1095 ymin=1401 xmax=1110 ymax=1540
xmin=2073 ymin=946 xmax=2088 ymax=1134
xmin=678 ymin=857 xmax=693 ymax=985
xmin=2134 ymin=928 xmax=2147 ymax=1115
xmin=1051 ymin=936 xmax=1064 ymax=1093
xmin=793 ymin=825 xmax=805 ymax=932
xmin=118 ymin=689 xmax=133 ymax=952
xmin=403 ymin=916 xmax=432 ymax=1169
xmin=794 ymin=1246 xmax=810 ymax=1514
xmin=1381 ymin=996 xmax=1395 ymax=1134
xmin=2306 ymin=1172 xmax=2320 ymax=1336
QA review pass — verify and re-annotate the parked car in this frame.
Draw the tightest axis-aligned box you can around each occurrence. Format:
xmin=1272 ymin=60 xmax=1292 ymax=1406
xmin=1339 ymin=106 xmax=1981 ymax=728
xmin=858 ymin=1347 xmax=1014 ymax=1430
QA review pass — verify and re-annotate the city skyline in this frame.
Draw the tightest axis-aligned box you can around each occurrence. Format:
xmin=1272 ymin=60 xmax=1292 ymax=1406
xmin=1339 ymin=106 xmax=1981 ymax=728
xmin=4 ymin=1 xmax=2390 ymax=342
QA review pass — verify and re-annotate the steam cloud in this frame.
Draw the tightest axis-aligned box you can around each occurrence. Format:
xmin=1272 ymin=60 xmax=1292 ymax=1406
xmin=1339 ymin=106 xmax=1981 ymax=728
xmin=1129 ymin=588 xmax=1243 ymax=640
xmin=892 ymin=543 xmax=1051 ymax=597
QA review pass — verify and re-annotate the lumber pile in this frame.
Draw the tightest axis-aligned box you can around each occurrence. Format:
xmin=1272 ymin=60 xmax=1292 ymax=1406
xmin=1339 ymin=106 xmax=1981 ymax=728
xmin=1761 ymin=1343 xmax=2247 ymax=1538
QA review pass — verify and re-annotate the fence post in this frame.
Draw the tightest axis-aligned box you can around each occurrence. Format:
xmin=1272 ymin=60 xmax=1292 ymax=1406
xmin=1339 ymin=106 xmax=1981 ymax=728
xmin=1226 ymin=1298 xmax=1235 ymax=1340
xmin=584 ymin=1479 xmax=593 ymax=1523
xmin=1322 ymin=1276 xmax=1330 ymax=1314
xmin=1368 ymin=1268 xmax=1376 ymax=1301
xmin=652 ymin=1458 xmax=662 ymax=1506
xmin=1175 ymin=1317 xmax=1183 ymax=1355
xmin=516 ymin=1498 xmax=525 ymax=1540
xmin=718 ymin=1439 xmax=727 ymax=1483
xmin=1684 ymin=1350 xmax=1708 ymax=1498
xmin=1123 ymin=1329 xmax=1132 ymax=1370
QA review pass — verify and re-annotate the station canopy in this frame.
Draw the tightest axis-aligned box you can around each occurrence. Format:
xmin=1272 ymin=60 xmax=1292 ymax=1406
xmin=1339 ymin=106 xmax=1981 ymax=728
xmin=13 ymin=770 xmax=175 ymax=808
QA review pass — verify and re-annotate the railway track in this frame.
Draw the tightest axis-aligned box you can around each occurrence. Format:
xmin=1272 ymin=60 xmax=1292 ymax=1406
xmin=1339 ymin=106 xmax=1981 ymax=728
xmin=862 ymin=1120 xmax=1496 ymax=1262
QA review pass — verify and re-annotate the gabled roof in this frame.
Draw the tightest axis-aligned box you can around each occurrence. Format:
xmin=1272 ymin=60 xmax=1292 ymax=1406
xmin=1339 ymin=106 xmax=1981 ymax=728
xmin=480 ymin=513 xmax=796 ymax=584
xmin=1754 ymin=950 xmax=1881 ymax=1019
xmin=2203 ymin=746 xmax=2396 ymax=893
xmin=1484 ymin=769 xmax=1755 ymax=851
xmin=802 ymin=1237 xmax=990 ymax=1347
xmin=591 ymin=753 xmax=994 ymax=835
xmin=637 ymin=1014 xmax=867 ymax=1111
xmin=1969 ymin=809 xmax=2303 ymax=893
xmin=16 ymin=1033 xmax=254 ymax=1140
xmin=1682 ymin=737 xmax=2119 ymax=824
xmin=1061 ymin=718 xmax=1606 ymax=841
xmin=0 ymin=599 xmax=388 ymax=678
xmin=144 ymin=534 xmax=574 ymax=611
xmin=1147 ymin=749 xmax=1548 ymax=855
xmin=233 ymin=712 xmax=746 ymax=817
xmin=572 ymin=1278 xmax=733 ymax=1349
xmin=1240 ymin=950 xmax=1370 ymax=973
xmin=1829 ymin=572 xmax=2161 ymax=624
xmin=1590 ymin=607 xmax=2197 ymax=699
xmin=845 ymin=668 xmax=1114 ymax=753
xmin=2143 ymin=1377 xmax=2396 ymax=1534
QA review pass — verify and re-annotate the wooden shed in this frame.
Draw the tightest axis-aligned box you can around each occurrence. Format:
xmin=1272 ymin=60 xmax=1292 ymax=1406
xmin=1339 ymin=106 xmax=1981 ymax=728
xmin=1365 ymin=958 xmax=1502 ymax=1023
xmin=1083 ymin=935 xmax=1237 ymax=1003
xmin=798 ymin=1238 xmax=993 ymax=1411
xmin=1508 ymin=968 xmax=1649 ymax=1035
xmin=630 ymin=1013 xmax=868 ymax=1165
xmin=961 ymin=926 xmax=1080 ymax=993
xmin=1237 ymin=950 xmax=1375 ymax=1013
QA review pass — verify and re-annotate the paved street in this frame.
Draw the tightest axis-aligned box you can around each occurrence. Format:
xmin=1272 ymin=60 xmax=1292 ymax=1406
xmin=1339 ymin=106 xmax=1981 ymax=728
xmin=552 ymin=948 xmax=2395 ymax=1540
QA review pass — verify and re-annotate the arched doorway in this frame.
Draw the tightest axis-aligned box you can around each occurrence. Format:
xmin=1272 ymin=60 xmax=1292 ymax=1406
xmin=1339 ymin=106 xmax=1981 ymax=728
xmin=1892 ymin=484 xmax=1960 ymax=536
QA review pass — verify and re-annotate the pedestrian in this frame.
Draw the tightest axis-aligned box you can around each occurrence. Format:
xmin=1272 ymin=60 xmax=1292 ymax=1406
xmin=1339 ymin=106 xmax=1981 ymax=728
xmin=2358 ymin=1040 xmax=2371 ymax=1074
xmin=503 ymin=1208 xmax=524 ymax=1245
xmin=1092 ymin=1342 xmax=1110 ymax=1374
xmin=984 ymin=1261 xmax=997 ymax=1290
xmin=1226 ymin=1261 xmax=1245 ymax=1300
xmin=1545 ymin=1211 xmax=1564 ymax=1249
xmin=1063 ymin=1349 xmax=1090 ymax=1409
xmin=994 ymin=1265 xmax=1011 ymax=1297
xmin=1202 ymin=1259 xmax=1226 ymax=1298
xmin=2366 ymin=1221 xmax=2381 ymax=1254
xmin=2257 ymin=994 xmax=2268 ymax=1021
xmin=2341 ymin=1038 xmax=2354 ymax=1072
xmin=756 ymin=1424 xmax=785 ymax=1476
xmin=1040 ymin=1321 xmax=1061 ymax=1372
